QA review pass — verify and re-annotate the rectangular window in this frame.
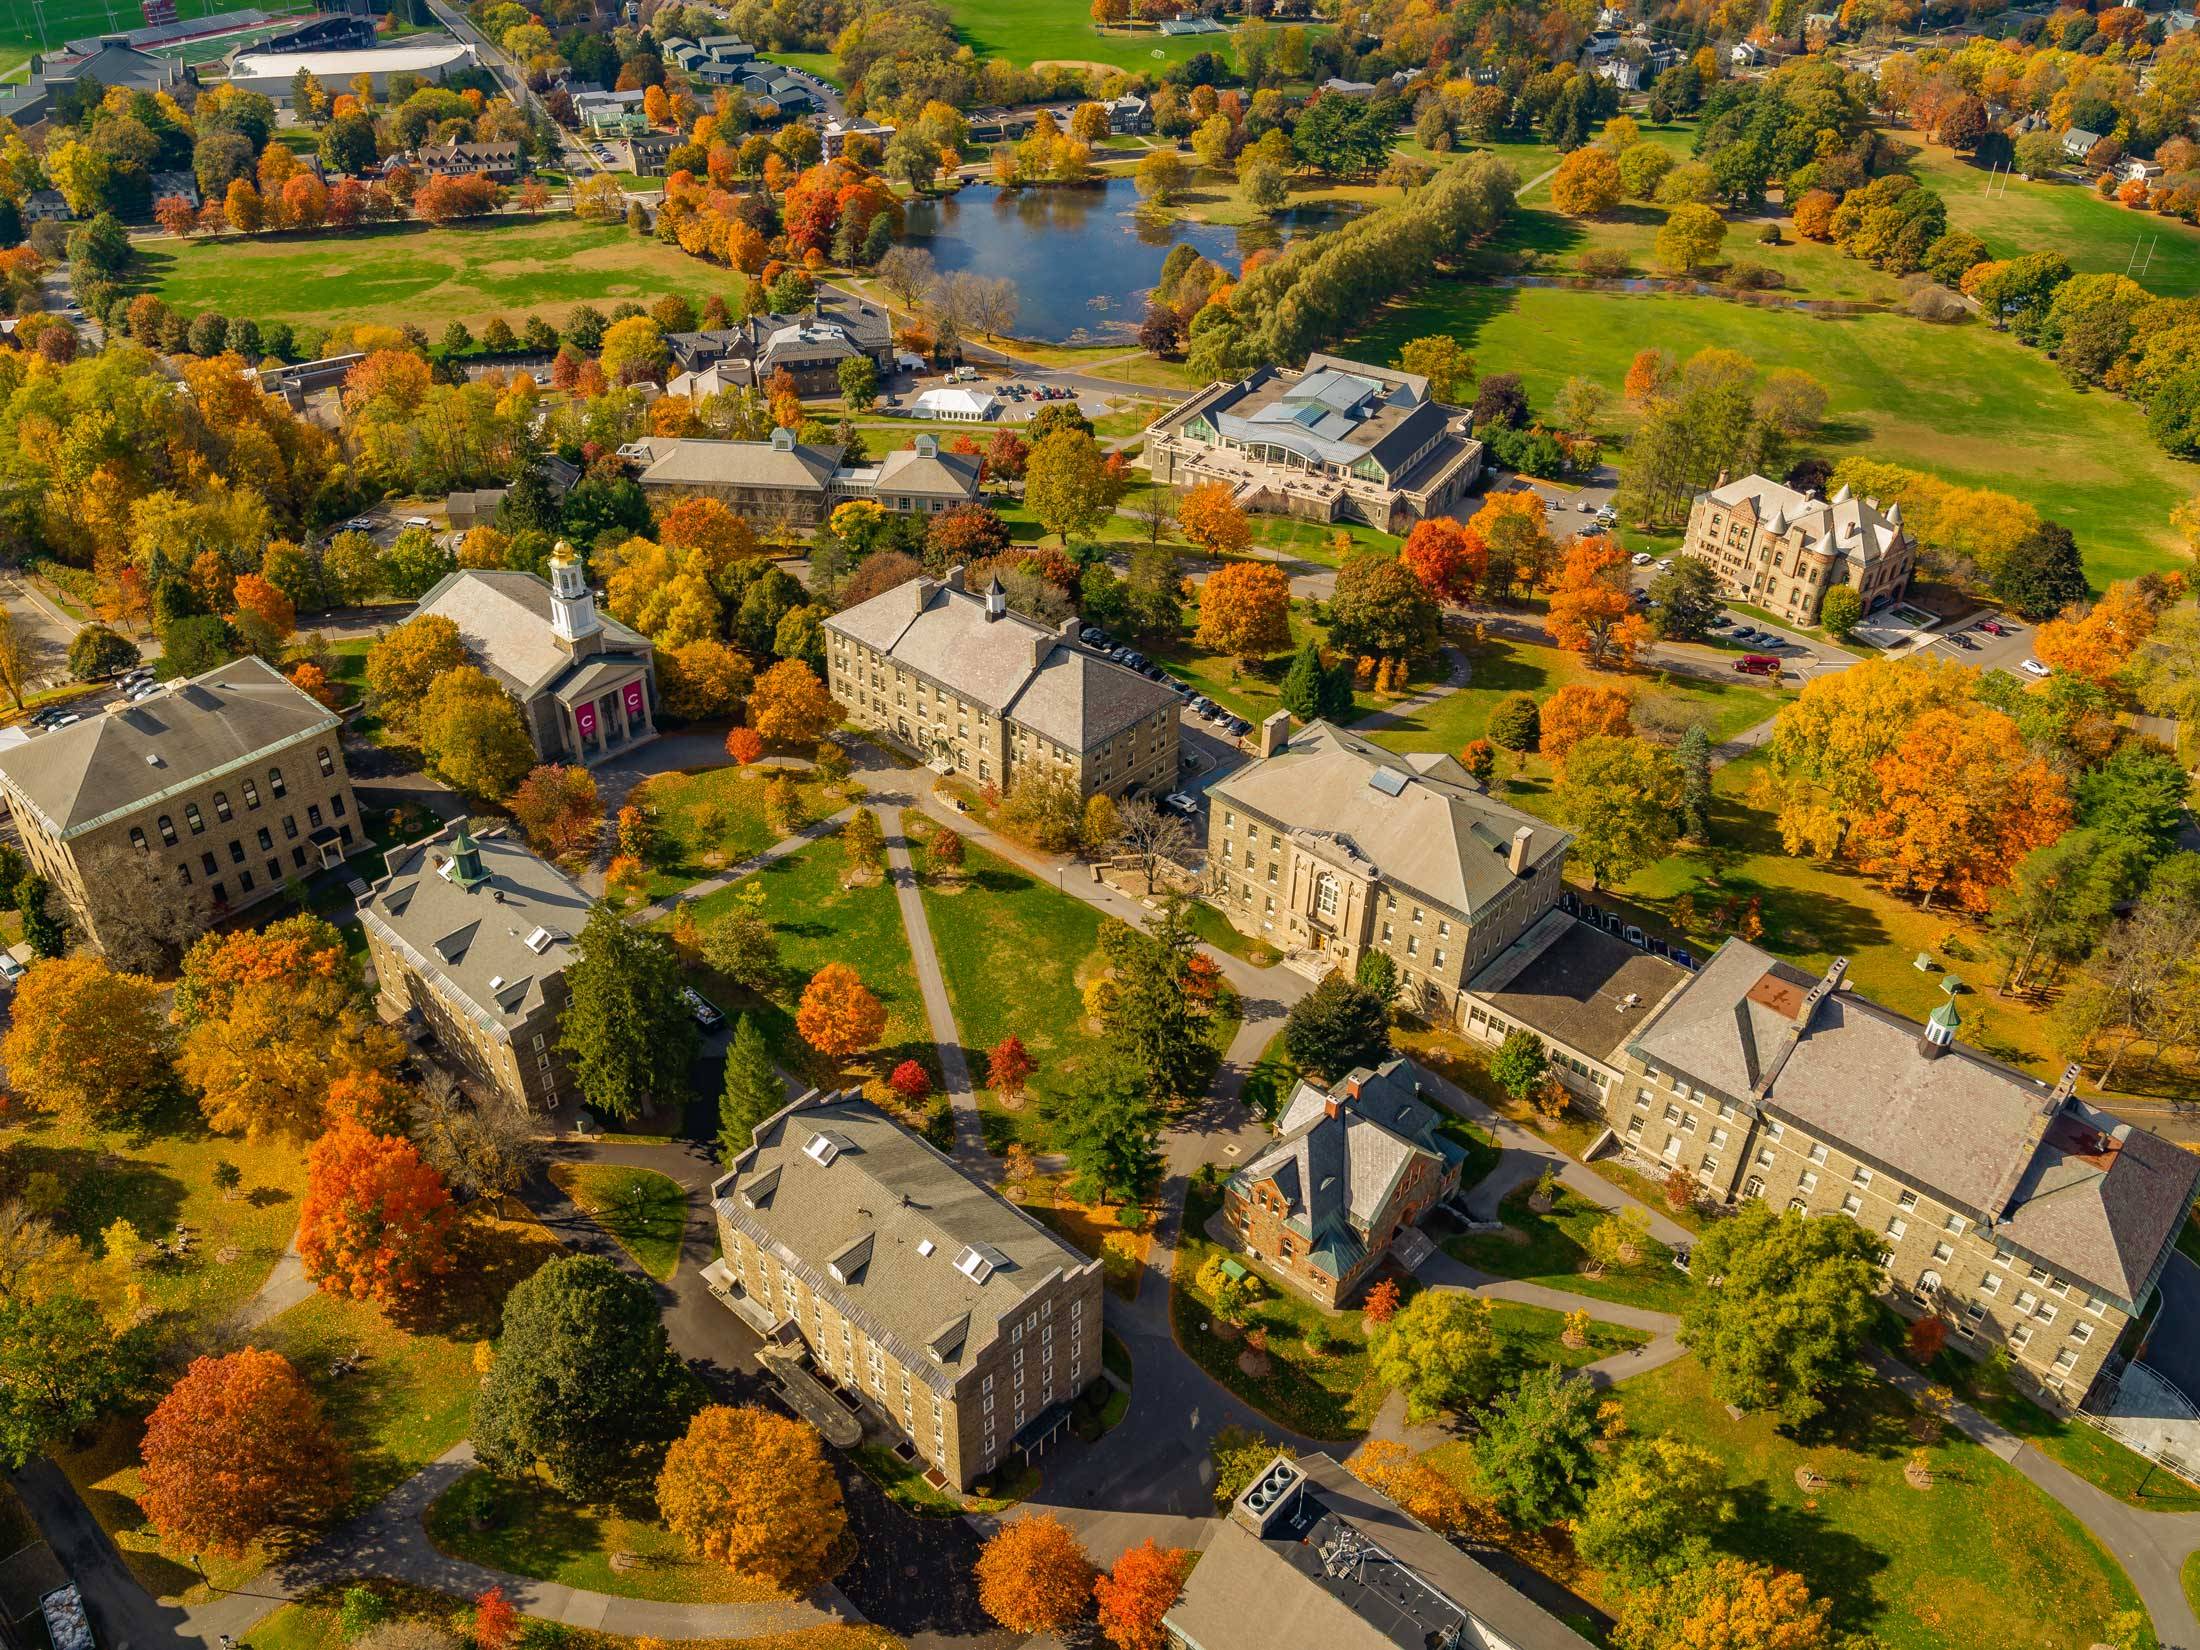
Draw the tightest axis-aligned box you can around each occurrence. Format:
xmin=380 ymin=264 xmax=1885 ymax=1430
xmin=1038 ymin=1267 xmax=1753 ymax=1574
xmin=308 ymin=804 xmax=324 ymax=829
xmin=283 ymin=815 xmax=298 ymax=840
xmin=1886 ymin=1217 xmax=1907 ymax=1240
xmin=1807 ymin=1142 xmax=1828 ymax=1165
xmin=1852 ymin=1166 xmax=1873 ymax=1187
xmin=228 ymin=840 xmax=246 ymax=865
xmin=1932 ymin=1241 xmax=1954 ymax=1263
xmin=1982 ymin=1273 xmax=2002 ymax=1295
xmin=1898 ymin=1190 xmax=1918 ymax=1210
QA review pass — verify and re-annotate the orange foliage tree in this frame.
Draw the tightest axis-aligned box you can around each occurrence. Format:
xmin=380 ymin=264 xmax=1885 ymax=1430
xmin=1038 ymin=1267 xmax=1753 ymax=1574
xmin=2032 ymin=580 xmax=2161 ymax=688
xmin=325 ymin=1069 xmax=414 ymax=1133
xmin=287 ymin=661 xmax=342 ymax=708
xmin=1622 ymin=347 xmax=1676 ymax=407
xmin=658 ymin=496 xmax=760 ymax=563
xmin=1193 ymin=561 xmax=1292 ymax=663
xmin=1462 ymin=489 xmax=1555 ymax=593
xmin=656 ymin=1404 xmax=847 ymax=1590
xmin=1547 ymin=535 xmax=1653 ymax=667
xmin=138 ymin=1348 xmax=350 ymax=1557
xmin=975 ymin=1512 xmax=1097 ymax=1635
xmin=1537 ymin=682 xmax=1635 ymax=772
xmin=1350 ymin=1439 xmax=1477 ymax=1535
xmin=748 ymin=659 xmax=839 ymax=745
xmin=1363 ymin=1277 xmax=1402 ymax=1324
xmin=231 ymin=572 xmax=296 ymax=640
xmin=1612 ymin=1556 xmax=1834 ymax=1650
xmin=724 ymin=725 xmax=765 ymax=765
xmin=177 ymin=913 xmax=351 ymax=1025
xmin=1857 ymin=707 xmax=2072 ymax=911
xmin=473 ymin=1588 xmax=518 ymax=1650
xmin=297 ymin=1119 xmax=458 ymax=1304
xmin=1092 ymin=1539 xmax=1194 ymax=1650
xmin=1399 ymin=516 xmax=1485 ymax=605
xmin=509 ymin=764 xmax=603 ymax=861
xmin=1175 ymin=480 xmax=1252 ymax=557
xmin=796 ymin=962 xmax=887 ymax=1060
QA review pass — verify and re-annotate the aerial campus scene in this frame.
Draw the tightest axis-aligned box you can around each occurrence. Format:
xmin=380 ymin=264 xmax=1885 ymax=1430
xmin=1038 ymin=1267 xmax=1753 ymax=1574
xmin=0 ymin=0 xmax=2199 ymax=1647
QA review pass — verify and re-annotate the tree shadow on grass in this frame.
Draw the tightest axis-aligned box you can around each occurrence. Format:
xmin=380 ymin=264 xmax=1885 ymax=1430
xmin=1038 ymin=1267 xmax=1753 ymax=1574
xmin=3 ymin=1138 xmax=187 ymax=1249
xmin=425 ymin=1470 xmax=607 ymax=1582
xmin=1712 ymin=1482 xmax=1892 ymax=1635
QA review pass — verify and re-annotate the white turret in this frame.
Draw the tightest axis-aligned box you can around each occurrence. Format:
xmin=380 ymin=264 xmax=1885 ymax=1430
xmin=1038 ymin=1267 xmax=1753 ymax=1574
xmin=549 ymin=542 xmax=602 ymax=647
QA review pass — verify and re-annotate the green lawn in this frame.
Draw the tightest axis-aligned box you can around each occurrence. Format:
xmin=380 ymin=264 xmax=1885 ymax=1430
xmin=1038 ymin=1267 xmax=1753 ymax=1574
xmin=1347 ymin=279 xmax=2198 ymax=588
xmin=1358 ymin=633 xmax=1787 ymax=760
xmin=670 ymin=832 xmax=935 ymax=1096
xmin=943 ymin=0 xmax=1235 ymax=70
xmin=245 ymin=1584 xmax=898 ymax=1650
xmin=547 ymin=1163 xmax=687 ymax=1281
xmin=1905 ymin=129 xmax=2200 ymax=301
xmin=1445 ymin=1182 xmax=1694 ymax=1315
xmin=0 ymin=0 xmax=307 ymax=52
xmin=424 ymin=1469 xmax=788 ymax=1604
xmin=913 ymin=835 xmax=1112 ymax=1150
xmin=627 ymin=764 xmax=844 ymax=902
xmin=141 ymin=216 xmax=742 ymax=335
xmin=1170 ymin=1184 xmax=1647 ymax=1439
xmin=1568 ymin=1354 xmax=2152 ymax=1650
xmin=60 ymin=1210 xmax=558 ymax=1605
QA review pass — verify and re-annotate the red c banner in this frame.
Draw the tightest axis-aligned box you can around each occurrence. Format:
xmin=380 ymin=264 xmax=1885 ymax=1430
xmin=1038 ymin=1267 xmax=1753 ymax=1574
xmin=575 ymin=703 xmax=597 ymax=738
xmin=623 ymin=680 xmax=645 ymax=717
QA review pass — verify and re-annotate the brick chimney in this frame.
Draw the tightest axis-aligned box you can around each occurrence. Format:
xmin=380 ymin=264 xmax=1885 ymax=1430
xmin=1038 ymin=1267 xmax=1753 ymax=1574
xmin=1258 ymin=710 xmax=1290 ymax=759
xmin=1507 ymin=825 xmax=1534 ymax=875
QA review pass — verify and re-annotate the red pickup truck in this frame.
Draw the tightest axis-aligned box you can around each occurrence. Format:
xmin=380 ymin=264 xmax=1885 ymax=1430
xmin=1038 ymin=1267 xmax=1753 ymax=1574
xmin=1733 ymin=654 xmax=1781 ymax=676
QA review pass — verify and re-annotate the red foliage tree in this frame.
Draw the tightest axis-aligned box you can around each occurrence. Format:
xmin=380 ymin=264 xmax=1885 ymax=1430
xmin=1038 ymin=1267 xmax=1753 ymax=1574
xmin=473 ymin=1587 xmax=518 ymax=1650
xmin=1093 ymin=1539 xmax=1194 ymax=1650
xmin=1906 ymin=1315 xmax=1948 ymax=1365
xmin=725 ymin=726 xmax=765 ymax=765
xmin=1399 ymin=517 xmax=1485 ymax=605
xmin=138 ymin=1348 xmax=350 ymax=1557
xmin=889 ymin=1059 xmax=931 ymax=1101
xmin=987 ymin=1035 xmax=1035 ymax=1099
xmin=296 ymin=1119 xmax=458 ymax=1304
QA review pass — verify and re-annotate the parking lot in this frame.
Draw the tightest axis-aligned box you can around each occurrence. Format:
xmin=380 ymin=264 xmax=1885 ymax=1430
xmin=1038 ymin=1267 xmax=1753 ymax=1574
xmin=1074 ymin=622 xmax=1251 ymax=823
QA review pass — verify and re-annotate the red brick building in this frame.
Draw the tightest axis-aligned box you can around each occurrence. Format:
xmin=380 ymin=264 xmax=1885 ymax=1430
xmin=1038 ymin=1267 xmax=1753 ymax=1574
xmin=1223 ymin=1058 xmax=1466 ymax=1308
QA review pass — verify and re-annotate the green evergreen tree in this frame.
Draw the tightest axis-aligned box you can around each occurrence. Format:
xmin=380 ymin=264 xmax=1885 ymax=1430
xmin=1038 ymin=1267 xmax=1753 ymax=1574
xmin=1041 ymin=1058 xmax=1164 ymax=1205
xmin=1472 ymin=1364 xmax=1605 ymax=1527
xmin=1099 ymin=898 xmax=1208 ymax=1099
xmin=19 ymin=873 xmax=65 ymax=957
xmin=556 ymin=903 xmax=698 ymax=1120
xmin=1354 ymin=949 xmax=1399 ymax=1006
xmin=471 ymin=1255 xmax=686 ymax=1497
xmin=718 ymin=1014 xmax=783 ymax=1165
xmin=1487 ymin=692 xmax=1542 ymax=760
xmin=1281 ymin=975 xmax=1390 ymax=1080
xmin=1280 ymin=638 xmax=1325 ymax=721
xmin=1677 ymin=723 xmax=1713 ymax=843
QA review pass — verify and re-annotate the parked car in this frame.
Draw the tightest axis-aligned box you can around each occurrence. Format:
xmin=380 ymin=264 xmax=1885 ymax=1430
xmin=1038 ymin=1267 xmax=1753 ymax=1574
xmin=0 ymin=951 xmax=23 ymax=984
xmin=1631 ymin=551 xmax=1653 ymax=566
xmin=401 ymin=515 xmax=433 ymax=530
xmin=1946 ymin=632 xmax=1977 ymax=650
xmin=1163 ymin=791 xmax=1198 ymax=815
xmin=2020 ymin=658 xmax=2052 ymax=678
xmin=680 ymin=987 xmax=725 ymax=1032
xmin=1594 ymin=505 xmax=1618 ymax=525
xmin=1656 ymin=558 xmax=1674 ymax=570
xmin=1734 ymin=654 xmax=1781 ymax=676
xmin=1978 ymin=619 xmax=2008 ymax=637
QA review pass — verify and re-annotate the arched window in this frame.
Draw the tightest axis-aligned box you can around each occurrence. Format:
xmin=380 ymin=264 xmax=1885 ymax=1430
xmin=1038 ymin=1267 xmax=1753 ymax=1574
xmin=268 ymin=766 xmax=287 ymax=798
xmin=242 ymin=779 xmax=260 ymax=809
xmin=1743 ymin=1176 xmax=1765 ymax=1199
xmin=316 ymin=746 xmax=334 ymax=777
xmin=213 ymin=791 xmax=232 ymax=823
xmin=185 ymin=803 xmax=204 ymax=834
xmin=1919 ymin=1270 xmax=1943 ymax=1296
xmin=157 ymin=815 xmax=177 ymax=846
xmin=1315 ymin=872 xmax=1339 ymax=919
xmin=130 ymin=827 xmax=148 ymax=853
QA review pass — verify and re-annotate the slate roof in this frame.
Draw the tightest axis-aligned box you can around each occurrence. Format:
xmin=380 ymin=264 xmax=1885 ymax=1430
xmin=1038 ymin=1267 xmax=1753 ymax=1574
xmin=825 ymin=573 xmax=1177 ymax=750
xmin=1166 ymin=1453 xmax=1596 ymax=1650
xmin=1468 ymin=910 xmax=1691 ymax=1065
xmin=0 ymin=656 xmax=339 ymax=840
xmin=632 ymin=434 xmax=844 ymax=494
xmin=1210 ymin=722 xmax=1569 ymax=922
xmin=1231 ymin=1058 xmax=1458 ymax=1277
xmin=1704 ymin=474 xmax=1910 ymax=570
xmin=716 ymin=1092 xmax=1097 ymax=1389
xmin=356 ymin=823 xmax=589 ymax=1032
xmin=1630 ymin=939 xmax=2200 ymax=1307
xmin=869 ymin=439 xmax=984 ymax=498
xmin=410 ymin=569 xmax=652 ymax=702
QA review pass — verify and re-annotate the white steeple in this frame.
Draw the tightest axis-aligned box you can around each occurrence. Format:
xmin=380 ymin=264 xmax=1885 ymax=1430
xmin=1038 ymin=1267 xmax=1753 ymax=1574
xmin=548 ymin=541 xmax=602 ymax=648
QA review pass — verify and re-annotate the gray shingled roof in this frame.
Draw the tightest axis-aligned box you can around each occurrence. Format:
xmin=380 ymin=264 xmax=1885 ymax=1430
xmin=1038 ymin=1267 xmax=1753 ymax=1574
xmin=1210 ymin=722 xmax=1569 ymax=921
xmin=356 ymin=823 xmax=590 ymax=1031
xmin=410 ymin=570 xmax=652 ymax=701
xmin=870 ymin=442 xmax=984 ymax=498
xmin=1629 ymin=939 xmax=2198 ymax=1306
xmin=634 ymin=436 xmax=842 ymax=494
xmin=717 ymin=1093 xmax=1096 ymax=1390
xmin=824 ymin=574 xmax=1177 ymax=750
xmin=0 ymin=656 xmax=339 ymax=839
xmin=1166 ymin=1453 xmax=1595 ymax=1650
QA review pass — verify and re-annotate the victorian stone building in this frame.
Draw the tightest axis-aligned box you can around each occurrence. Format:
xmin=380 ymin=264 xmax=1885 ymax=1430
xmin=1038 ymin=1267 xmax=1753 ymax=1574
xmin=709 ymin=1091 xmax=1104 ymax=1490
xmin=0 ymin=656 xmax=357 ymax=953
xmin=1203 ymin=716 xmax=1571 ymax=1019
xmin=1680 ymin=473 xmax=1916 ymax=628
xmin=824 ymin=569 xmax=1179 ymax=799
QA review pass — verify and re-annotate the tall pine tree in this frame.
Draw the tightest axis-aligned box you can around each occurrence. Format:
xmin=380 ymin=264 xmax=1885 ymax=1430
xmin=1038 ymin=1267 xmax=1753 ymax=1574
xmin=1099 ymin=898 xmax=1209 ymax=1099
xmin=718 ymin=1013 xmax=784 ymax=1164
xmin=1677 ymin=723 xmax=1713 ymax=843
xmin=557 ymin=903 xmax=697 ymax=1121
xmin=1041 ymin=1058 xmax=1163 ymax=1205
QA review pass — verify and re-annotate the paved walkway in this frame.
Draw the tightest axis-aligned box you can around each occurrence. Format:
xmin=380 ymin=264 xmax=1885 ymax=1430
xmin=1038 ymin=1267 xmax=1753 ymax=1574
xmin=876 ymin=799 xmax=988 ymax=1171
xmin=1351 ymin=645 xmax=1470 ymax=734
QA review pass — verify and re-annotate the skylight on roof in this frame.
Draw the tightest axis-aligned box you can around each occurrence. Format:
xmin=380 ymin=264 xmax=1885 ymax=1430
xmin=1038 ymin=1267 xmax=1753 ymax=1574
xmin=1368 ymin=768 xmax=1408 ymax=797
xmin=804 ymin=1132 xmax=843 ymax=1167
xmin=524 ymin=927 xmax=555 ymax=954
xmin=917 ymin=1239 xmax=935 ymax=1257
xmin=954 ymin=1246 xmax=994 ymax=1283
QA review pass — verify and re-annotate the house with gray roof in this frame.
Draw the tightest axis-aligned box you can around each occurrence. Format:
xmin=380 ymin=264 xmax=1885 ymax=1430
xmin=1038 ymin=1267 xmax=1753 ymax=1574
xmin=824 ymin=567 xmax=1179 ymax=799
xmin=1224 ymin=1058 xmax=1466 ymax=1305
xmin=708 ymin=1089 xmax=1104 ymax=1489
xmin=406 ymin=546 xmax=657 ymax=768
xmin=0 ymin=656 xmax=357 ymax=957
xmin=1680 ymin=472 xmax=1915 ymax=627
xmin=1205 ymin=715 xmax=1571 ymax=1019
xmin=1602 ymin=938 xmax=2200 ymax=1409
xmin=1145 ymin=353 xmax=1483 ymax=533
xmin=626 ymin=430 xmax=981 ymax=529
xmin=666 ymin=297 xmax=895 ymax=394
xmin=357 ymin=820 xmax=589 ymax=1111
xmin=1168 ymin=1452 xmax=1596 ymax=1650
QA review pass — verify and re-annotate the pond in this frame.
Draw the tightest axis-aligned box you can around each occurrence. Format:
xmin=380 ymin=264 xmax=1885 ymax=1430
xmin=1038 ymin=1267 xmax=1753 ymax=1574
xmin=898 ymin=178 xmax=1358 ymax=345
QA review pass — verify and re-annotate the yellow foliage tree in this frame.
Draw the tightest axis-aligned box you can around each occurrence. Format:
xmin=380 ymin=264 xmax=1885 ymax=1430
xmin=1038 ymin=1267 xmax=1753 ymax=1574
xmin=656 ymin=1405 xmax=846 ymax=1590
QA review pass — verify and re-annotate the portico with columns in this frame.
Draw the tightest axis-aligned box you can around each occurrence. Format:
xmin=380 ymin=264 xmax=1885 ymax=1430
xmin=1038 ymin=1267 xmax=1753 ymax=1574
xmin=406 ymin=544 xmax=660 ymax=771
